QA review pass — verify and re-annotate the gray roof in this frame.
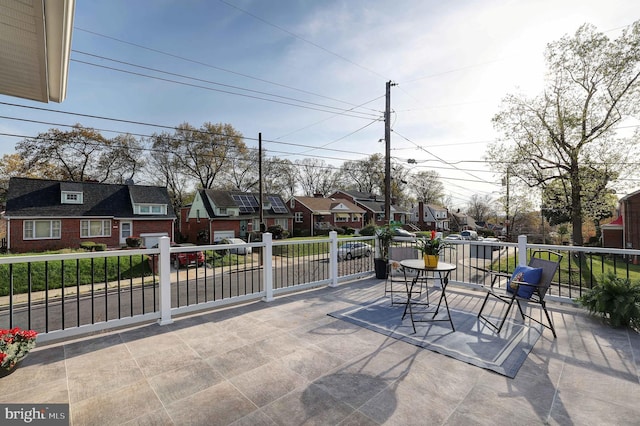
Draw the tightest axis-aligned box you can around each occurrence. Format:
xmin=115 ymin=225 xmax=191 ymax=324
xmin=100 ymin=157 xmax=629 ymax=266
xmin=5 ymin=177 xmax=174 ymax=218
xmin=197 ymin=189 xmax=291 ymax=218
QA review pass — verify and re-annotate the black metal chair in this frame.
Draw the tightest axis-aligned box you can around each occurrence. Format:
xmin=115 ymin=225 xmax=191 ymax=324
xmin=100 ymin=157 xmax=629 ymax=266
xmin=385 ymin=246 xmax=421 ymax=305
xmin=477 ymin=250 xmax=562 ymax=338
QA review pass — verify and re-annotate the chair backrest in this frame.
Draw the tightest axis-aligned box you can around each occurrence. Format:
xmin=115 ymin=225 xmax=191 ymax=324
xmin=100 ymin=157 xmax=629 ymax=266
xmin=389 ymin=246 xmax=419 ymax=261
xmin=528 ymin=251 xmax=562 ymax=299
xmin=388 ymin=247 xmax=419 ymax=277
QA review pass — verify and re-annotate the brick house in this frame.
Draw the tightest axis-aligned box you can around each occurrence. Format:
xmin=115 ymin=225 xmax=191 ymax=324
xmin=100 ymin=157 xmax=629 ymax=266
xmin=4 ymin=177 xmax=175 ymax=253
xmin=290 ymin=195 xmax=365 ymax=236
xmin=179 ymin=189 xmax=293 ymax=244
xmin=329 ymin=190 xmax=408 ymax=226
xmin=602 ymin=189 xmax=640 ymax=249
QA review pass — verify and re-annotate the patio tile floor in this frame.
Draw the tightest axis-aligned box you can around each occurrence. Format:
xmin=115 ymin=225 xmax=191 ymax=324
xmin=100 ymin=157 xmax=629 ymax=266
xmin=1 ymin=278 xmax=639 ymax=425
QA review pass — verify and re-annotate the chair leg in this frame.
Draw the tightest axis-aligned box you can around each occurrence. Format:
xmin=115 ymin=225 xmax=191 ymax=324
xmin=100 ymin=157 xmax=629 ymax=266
xmin=517 ymin=300 xmax=557 ymax=339
xmin=478 ymin=291 xmax=516 ymax=334
xmin=541 ymin=301 xmax=557 ymax=338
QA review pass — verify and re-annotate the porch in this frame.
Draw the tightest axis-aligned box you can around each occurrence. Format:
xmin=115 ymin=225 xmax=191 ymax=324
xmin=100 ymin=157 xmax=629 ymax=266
xmin=2 ymin=277 xmax=638 ymax=425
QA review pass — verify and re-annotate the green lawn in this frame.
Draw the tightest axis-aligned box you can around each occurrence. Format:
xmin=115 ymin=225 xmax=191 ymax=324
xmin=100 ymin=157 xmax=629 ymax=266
xmin=490 ymin=251 xmax=640 ymax=288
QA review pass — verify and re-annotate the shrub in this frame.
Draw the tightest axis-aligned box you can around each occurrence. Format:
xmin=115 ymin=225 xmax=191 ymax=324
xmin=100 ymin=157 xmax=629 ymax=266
xmin=267 ymin=225 xmax=284 ymax=239
xmin=577 ymin=273 xmax=640 ymax=329
xmin=342 ymin=226 xmax=356 ymax=235
xmin=94 ymin=243 xmax=107 ymax=251
xmin=359 ymin=224 xmax=377 ymax=236
xmin=126 ymin=237 xmax=142 ymax=248
xmin=80 ymin=242 xmax=96 ymax=251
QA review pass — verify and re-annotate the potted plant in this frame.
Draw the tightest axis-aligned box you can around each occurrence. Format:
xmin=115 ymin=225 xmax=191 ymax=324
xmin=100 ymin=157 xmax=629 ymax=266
xmin=374 ymin=225 xmax=394 ymax=279
xmin=419 ymin=230 xmax=449 ymax=268
xmin=1 ymin=327 xmax=37 ymax=377
xmin=577 ymin=273 xmax=640 ymax=329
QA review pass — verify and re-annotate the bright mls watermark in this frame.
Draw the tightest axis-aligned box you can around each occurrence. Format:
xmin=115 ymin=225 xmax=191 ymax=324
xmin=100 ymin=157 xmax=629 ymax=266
xmin=1 ymin=404 xmax=68 ymax=425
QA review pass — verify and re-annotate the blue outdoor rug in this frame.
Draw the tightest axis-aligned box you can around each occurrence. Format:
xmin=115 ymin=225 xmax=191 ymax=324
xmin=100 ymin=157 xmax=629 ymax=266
xmin=328 ymin=297 xmax=542 ymax=378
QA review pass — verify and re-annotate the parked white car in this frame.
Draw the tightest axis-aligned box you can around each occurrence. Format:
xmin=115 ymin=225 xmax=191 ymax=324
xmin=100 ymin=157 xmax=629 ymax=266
xmin=392 ymin=228 xmax=417 ymax=242
xmin=219 ymin=238 xmax=252 ymax=255
xmin=337 ymin=242 xmax=372 ymax=261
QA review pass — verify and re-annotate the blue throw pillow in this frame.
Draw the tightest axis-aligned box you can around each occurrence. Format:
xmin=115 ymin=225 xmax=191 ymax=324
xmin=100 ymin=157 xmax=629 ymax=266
xmin=506 ymin=265 xmax=543 ymax=299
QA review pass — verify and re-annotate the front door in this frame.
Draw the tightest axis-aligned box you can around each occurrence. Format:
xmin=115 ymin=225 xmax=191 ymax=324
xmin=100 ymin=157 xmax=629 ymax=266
xmin=240 ymin=220 xmax=248 ymax=239
xmin=120 ymin=221 xmax=132 ymax=245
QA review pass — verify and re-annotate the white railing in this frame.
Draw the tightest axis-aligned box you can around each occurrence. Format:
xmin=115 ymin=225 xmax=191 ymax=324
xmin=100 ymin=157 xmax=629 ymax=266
xmin=2 ymin=232 xmax=640 ymax=343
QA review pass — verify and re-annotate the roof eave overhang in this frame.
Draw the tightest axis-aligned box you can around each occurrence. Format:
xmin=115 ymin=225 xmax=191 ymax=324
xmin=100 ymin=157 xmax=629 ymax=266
xmin=0 ymin=0 xmax=75 ymax=103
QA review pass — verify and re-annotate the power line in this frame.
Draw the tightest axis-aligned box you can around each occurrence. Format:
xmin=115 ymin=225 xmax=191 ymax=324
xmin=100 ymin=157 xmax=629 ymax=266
xmin=72 ymin=58 xmax=381 ymax=120
xmin=0 ymin=110 xmax=379 ymax=158
xmin=392 ymin=130 xmax=494 ymax=185
xmin=216 ymin=0 xmax=388 ymax=80
xmin=74 ymin=27 xmax=377 ymax=110
xmin=72 ymin=50 xmax=382 ymax=119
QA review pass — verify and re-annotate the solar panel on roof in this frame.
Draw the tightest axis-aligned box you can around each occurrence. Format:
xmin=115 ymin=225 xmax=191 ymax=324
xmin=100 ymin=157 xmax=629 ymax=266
xmin=268 ymin=196 xmax=288 ymax=213
xmin=232 ymin=194 xmax=259 ymax=213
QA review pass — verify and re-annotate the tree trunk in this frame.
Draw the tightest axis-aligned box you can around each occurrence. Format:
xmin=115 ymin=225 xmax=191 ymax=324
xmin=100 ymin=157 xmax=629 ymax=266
xmin=570 ymin=165 xmax=583 ymax=246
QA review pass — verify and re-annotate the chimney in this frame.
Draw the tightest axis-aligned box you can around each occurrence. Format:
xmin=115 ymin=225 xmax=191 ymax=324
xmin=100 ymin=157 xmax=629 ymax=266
xmin=418 ymin=202 xmax=424 ymax=225
xmin=313 ymin=193 xmax=323 ymax=198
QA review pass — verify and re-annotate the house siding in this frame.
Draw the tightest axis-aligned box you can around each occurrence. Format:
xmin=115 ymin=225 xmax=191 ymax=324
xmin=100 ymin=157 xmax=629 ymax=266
xmin=8 ymin=218 xmax=173 ymax=252
xmin=623 ymin=193 xmax=640 ymax=249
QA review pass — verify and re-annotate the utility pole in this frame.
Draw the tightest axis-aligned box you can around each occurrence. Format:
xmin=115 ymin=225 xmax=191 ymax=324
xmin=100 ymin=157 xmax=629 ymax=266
xmin=259 ymin=132 xmax=264 ymax=232
xmin=384 ymin=80 xmax=396 ymax=225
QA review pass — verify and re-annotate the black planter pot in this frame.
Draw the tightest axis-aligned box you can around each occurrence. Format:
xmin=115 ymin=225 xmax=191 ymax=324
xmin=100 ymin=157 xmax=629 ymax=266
xmin=374 ymin=258 xmax=388 ymax=279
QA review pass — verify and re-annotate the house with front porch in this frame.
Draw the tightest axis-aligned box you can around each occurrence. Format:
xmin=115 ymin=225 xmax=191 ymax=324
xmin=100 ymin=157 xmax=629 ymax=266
xmin=179 ymin=189 xmax=293 ymax=243
xmin=289 ymin=195 xmax=365 ymax=236
xmin=329 ymin=190 xmax=408 ymax=226
xmin=4 ymin=177 xmax=175 ymax=252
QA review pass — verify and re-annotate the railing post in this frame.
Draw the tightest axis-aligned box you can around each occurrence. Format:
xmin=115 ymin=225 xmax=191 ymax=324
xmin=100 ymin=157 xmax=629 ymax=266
xmin=518 ymin=235 xmax=528 ymax=266
xmin=329 ymin=231 xmax=338 ymax=287
xmin=262 ymin=232 xmax=274 ymax=302
xmin=157 ymin=236 xmax=173 ymax=325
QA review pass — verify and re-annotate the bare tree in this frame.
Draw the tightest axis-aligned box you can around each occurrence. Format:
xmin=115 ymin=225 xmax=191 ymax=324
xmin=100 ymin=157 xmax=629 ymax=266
xmin=295 ymin=158 xmax=339 ymax=196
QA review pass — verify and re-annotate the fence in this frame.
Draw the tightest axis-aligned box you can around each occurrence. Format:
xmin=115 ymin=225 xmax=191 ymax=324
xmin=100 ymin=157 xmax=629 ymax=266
xmin=2 ymin=232 xmax=640 ymax=343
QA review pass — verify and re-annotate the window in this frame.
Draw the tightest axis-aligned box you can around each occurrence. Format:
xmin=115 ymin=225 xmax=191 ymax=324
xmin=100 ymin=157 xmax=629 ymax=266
xmin=275 ymin=218 xmax=288 ymax=230
xmin=24 ymin=220 xmax=61 ymax=239
xmin=335 ymin=213 xmax=349 ymax=222
xmin=219 ymin=207 xmax=228 ymax=215
xmin=61 ymin=191 xmax=83 ymax=204
xmin=81 ymin=220 xmax=111 ymax=238
xmin=136 ymin=204 xmax=166 ymax=215
xmin=295 ymin=212 xmax=303 ymax=223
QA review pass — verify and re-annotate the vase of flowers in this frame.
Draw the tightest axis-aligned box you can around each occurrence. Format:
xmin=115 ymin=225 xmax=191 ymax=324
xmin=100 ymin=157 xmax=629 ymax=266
xmin=0 ymin=327 xmax=38 ymax=377
xmin=419 ymin=231 xmax=449 ymax=268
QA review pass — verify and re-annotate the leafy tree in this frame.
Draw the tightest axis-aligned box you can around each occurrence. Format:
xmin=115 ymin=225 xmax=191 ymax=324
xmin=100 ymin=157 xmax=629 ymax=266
xmin=338 ymin=154 xmax=385 ymax=194
xmin=17 ymin=125 xmax=106 ymax=182
xmin=15 ymin=125 xmax=143 ymax=183
xmin=408 ymin=170 xmax=444 ymax=204
xmin=489 ymin=22 xmax=640 ymax=245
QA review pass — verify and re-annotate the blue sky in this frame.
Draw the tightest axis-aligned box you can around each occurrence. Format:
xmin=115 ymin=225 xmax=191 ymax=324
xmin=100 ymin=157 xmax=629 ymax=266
xmin=1 ymin=0 xmax=638 ymax=207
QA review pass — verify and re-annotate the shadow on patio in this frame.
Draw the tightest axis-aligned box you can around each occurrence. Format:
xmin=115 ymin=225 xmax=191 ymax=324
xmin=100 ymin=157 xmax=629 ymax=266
xmin=1 ymin=278 xmax=638 ymax=425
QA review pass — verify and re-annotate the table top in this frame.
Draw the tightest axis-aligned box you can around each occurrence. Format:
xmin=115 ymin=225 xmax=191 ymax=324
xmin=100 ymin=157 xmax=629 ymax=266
xmin=400 ymin=259 xmax=456 ymax=272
